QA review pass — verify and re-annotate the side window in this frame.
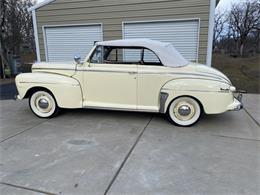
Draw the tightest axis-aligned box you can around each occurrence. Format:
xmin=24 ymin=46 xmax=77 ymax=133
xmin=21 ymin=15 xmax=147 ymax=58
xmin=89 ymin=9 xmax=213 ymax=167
xmin=90 ymin=46 xmax=103 ymax=63
xmin=123 ymin=48 xmax=142 ymax=63
xmin=90 ymin=46 xmax=162 ymax=65
xmin=143 ymin=49 xmax=162 ymax=66
xmin=103 ymin=47 xmax=142 ymax=64
xmin=105 ymin=47 xmax=120 ymax=62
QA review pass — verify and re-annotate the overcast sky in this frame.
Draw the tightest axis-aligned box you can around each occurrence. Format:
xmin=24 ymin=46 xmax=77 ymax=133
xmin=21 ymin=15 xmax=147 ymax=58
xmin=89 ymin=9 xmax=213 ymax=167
xmin=216 ymin=0 xmax=248 ymax=12
xmin=36 ymin=0 xmax=45 ymax=3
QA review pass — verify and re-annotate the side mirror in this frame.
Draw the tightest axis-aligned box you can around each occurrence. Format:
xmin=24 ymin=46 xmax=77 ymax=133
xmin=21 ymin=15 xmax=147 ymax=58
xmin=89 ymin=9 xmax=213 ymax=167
xmin=74 ymin=55 xmax=81 ymax=64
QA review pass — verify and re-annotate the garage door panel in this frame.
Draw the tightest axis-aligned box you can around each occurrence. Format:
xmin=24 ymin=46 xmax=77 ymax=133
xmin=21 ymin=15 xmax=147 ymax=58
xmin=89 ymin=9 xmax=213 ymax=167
xmin=123 ymin=20 xmax=199 ymax=62
xmin=44 ymin=25 xmax=102 ymax=62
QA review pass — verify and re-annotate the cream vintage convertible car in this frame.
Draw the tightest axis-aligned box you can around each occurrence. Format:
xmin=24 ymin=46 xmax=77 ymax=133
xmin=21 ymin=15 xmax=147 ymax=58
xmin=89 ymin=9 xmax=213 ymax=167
xmin=15 ymin=39 xmax=243 ymax=126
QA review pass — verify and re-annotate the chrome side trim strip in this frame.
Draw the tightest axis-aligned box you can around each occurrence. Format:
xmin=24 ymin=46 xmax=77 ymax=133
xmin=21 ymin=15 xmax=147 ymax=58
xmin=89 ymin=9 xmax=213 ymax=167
xmin=19 ymin=81 xmax=79 ymax=86
xmin=160 ymin=77 xmax=230 ymax=85
xmin=199 ymin=70 xmax=230 ymax=83
xmin=162 ymin=88 xmax=230 ymax=93
xmin=84 ymin=69 xmax=136 ymax=74
xmin=33 ymin=68 xmax=229 ymax=83
xmin=84 ymin=70 xmax=228 ymax=83
xmin=33 ymin=68 xmax=135 ymax=74
xmin=138 ymin=71 xmax=226 ymax=81
xmin=19 ymin=81 xmax=57 ymax=84
xmin=83 ymin=69 xmax=229 ymax=83
xmin=33 ymin=68 xmax=75 ymax=71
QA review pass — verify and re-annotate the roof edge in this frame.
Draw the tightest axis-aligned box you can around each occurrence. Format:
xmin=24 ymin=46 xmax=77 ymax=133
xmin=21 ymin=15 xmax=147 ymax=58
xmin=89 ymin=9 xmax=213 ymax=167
xmin=28 ymin=0 xmax=55 ymax=11
xmin=216 ymin=0 xmax=220 ymax=7
xmin=29 ymin=0 xmax=220 ymax=12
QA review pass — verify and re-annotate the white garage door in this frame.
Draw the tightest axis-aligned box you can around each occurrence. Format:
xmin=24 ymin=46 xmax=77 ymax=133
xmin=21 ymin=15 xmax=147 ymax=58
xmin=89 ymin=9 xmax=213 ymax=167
xmin=123 ymin=20 xmax=199 ymax=62
xmin=44 ymin=24 xmax=102 ymax=61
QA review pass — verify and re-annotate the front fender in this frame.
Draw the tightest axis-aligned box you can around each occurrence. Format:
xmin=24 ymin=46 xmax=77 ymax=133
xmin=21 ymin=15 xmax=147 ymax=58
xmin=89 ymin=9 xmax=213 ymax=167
xmin=15 ymin=73 xmax=83 ymax=108
xmin=160 ymin=78 xmax=234 ymax=114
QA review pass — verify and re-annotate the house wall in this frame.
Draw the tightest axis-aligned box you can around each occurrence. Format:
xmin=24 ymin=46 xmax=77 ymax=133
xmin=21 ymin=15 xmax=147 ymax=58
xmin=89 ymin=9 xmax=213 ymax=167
xmin=35 ymin=0 xmax=211 ymax=64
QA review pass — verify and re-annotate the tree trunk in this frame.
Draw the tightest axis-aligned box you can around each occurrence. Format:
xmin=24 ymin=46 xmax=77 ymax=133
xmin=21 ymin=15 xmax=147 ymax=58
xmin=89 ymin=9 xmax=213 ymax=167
xmin=0 ymin=41 xmax=6 ymax=78
xmin=234 ymin=40 xmax=239 ymax=56
xmin=240 ymin=43 xmax=244 ymax=57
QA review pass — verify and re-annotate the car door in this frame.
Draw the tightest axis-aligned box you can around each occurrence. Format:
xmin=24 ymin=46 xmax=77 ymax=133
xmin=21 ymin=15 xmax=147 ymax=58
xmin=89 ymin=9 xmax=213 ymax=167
xmin=82 ymin=46 xmax=138 ymax=110
xmin=137 ymin=48 xmax=171 ymax=111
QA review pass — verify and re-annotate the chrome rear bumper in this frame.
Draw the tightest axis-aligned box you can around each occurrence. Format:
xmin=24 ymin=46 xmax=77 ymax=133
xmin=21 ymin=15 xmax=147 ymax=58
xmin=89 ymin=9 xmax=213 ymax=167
xmin=228 ymin=98 xmax=242 ymax=111
xmin=235 ymin=90 xmax=246 ymax=101
xmin=230 ymin=90 xmax=246 ymax=111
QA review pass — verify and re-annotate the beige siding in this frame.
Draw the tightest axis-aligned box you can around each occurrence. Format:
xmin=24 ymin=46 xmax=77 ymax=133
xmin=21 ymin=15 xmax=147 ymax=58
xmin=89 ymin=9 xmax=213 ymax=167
xmin=36 ymin=0 xmax=210 ymax=63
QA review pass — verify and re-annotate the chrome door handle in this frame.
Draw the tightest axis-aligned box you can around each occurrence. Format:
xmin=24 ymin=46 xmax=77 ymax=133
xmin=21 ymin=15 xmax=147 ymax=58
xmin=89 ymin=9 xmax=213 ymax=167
xmin=128 ymin=71 xmax=137 ymax=74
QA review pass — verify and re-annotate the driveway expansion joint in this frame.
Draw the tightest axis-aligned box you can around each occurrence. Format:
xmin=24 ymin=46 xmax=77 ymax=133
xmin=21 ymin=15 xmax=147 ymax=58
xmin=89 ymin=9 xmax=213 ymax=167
xmin=0 ymin=182 xmax=58 ymax=195
xmin=243 ymin=108 xmax=260 ymax=127
xmin=103 ymin=115 xmax=154 ymax=195
xmin=211 ymin=134 xmax=260 ymax=142
xmin=0 ymin=119 xmax=49 ymax=144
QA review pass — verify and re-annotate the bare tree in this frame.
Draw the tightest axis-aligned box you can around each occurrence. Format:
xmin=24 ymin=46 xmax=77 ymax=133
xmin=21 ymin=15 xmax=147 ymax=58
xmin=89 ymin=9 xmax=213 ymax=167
xmin=22 ymin=0 xmax=35 ymax=49
xmin=213 ymin=12 xmax=226 ymax=50
xmin=0 ymin=0 xmax=35 ymax=77
xmin=228 ymin=0 xmax=260 ymax=56
xmin=0 ymin=0 xmax=8 ymax=78
xmin=3 ymin=0 xmax=34 ymax=54
xmin=252 ymin=29 xmax=260 ymax=53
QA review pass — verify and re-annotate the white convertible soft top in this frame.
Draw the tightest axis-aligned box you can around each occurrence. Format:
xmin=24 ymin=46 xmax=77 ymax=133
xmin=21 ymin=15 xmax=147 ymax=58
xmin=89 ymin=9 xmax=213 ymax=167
xmin=96 ymin=39 xmax=189 ymax=67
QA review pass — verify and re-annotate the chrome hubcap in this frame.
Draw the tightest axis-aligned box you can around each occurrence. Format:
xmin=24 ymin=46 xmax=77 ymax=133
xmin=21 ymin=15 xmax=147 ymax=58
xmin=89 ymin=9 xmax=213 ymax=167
xmin=174 ymin=101 xmax=195 ymax=121
xmin=38 ymin=98 xmax=49 ymax=109
xmin=34 ymin=95 xmax=53 ymax=113
xmin=178 ymin=105 xmax=191 ymax=116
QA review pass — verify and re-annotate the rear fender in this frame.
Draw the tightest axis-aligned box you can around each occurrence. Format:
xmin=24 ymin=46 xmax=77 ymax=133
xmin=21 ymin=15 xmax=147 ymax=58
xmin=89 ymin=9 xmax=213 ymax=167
xmin=160 ymin=79 xmax=234 ymax=114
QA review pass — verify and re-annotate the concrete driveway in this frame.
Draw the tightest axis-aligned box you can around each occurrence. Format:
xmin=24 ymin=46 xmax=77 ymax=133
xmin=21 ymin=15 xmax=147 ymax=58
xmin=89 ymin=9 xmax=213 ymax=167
xmin=0 ymin=94 xmax=259 ymax=195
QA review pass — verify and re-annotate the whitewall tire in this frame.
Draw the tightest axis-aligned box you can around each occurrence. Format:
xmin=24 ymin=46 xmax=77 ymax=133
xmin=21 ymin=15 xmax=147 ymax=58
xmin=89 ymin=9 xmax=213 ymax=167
xmin=167 ymin=97 xmax=201 ymax=126
xmin=29 ymin=90 xmax=59 ymax=118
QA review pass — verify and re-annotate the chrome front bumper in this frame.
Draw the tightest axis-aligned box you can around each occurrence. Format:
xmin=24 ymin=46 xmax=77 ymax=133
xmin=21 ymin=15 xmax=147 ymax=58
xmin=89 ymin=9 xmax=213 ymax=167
xmin=14 ymin=94 xmax=22 ymax=100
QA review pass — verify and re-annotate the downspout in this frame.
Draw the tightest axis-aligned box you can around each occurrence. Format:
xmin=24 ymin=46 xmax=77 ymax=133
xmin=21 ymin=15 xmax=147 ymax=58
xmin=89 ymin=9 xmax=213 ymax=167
xmin=206 ymin=0 xmax=216 ymax=66
xmin=31 ymin=9 xmax=41 ymax=62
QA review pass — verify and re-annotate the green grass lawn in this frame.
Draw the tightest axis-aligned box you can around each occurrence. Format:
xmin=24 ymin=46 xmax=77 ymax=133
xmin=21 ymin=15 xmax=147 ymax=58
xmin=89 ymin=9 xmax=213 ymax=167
xmin=212 ymin=53 xmax=260 ymax=94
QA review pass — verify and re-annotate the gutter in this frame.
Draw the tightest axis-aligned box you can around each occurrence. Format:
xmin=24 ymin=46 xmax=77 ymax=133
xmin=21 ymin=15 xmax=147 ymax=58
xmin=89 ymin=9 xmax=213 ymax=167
xmin=31 ymin=10 xmax=41 ymax=62
xmin=28 ymin=0 xmax=56 ymax=62
xmin=28 ymin=0 xmax=55 ymax=11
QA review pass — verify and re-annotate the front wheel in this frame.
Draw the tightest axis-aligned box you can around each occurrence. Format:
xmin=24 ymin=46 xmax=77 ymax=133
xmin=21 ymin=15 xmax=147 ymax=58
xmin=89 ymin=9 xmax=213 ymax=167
xmin=167 ymin=97 xmax=201 ymax=127
xmin=29 ymin=90 xmax=59 ymax=118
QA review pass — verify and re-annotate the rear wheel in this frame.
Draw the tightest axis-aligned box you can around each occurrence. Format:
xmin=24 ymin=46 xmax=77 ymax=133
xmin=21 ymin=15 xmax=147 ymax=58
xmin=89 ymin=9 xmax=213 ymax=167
xmin=167 ymin=97 xmax=201 ymax=126
xmin=29 ymin=90 xmax=59 ymax=118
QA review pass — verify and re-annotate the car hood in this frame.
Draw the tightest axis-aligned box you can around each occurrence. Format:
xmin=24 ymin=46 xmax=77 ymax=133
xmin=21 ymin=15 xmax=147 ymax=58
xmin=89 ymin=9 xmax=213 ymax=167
xmin=32 ymin=62 xmax=76 ymax=76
